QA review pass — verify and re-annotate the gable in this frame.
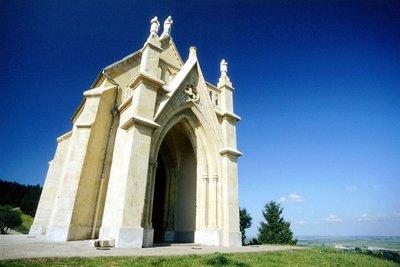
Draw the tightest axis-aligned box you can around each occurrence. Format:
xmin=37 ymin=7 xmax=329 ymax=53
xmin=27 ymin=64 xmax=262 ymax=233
xmin=160 ymin=38 xmax=184 ymax=69
xmin=154 ymin=56 xmax=223 ymax=146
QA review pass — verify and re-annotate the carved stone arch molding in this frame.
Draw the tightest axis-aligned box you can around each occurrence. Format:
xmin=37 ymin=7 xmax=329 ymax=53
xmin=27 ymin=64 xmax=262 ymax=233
xmin=153 ymin=100 xmax=222 ymax=179
xmin=145 ymin=102 xmax=222 ymax=239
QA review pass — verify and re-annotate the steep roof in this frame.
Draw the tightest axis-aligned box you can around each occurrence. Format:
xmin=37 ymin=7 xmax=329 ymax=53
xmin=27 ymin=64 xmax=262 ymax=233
xmin=89 ymin=35 xmax=184 ymax=89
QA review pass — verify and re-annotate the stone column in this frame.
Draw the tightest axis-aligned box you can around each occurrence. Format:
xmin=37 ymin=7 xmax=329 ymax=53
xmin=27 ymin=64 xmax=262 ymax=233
xmin=203 ymin=174 xmax=209 ymax=226
xmin=164 ymin=166 xmax=176 ymax=241
xmin=143 ymin=161 xmax=157 ymax=230
xmin=208 ymin=174 xmax=218 ymax=228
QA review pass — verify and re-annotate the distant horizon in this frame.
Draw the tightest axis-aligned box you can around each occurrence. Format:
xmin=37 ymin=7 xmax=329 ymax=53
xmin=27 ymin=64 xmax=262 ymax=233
xmin=0 ymin=178 xmax=41 ymax=186
xmin=297 ymin=235 xmax=400 ymax=238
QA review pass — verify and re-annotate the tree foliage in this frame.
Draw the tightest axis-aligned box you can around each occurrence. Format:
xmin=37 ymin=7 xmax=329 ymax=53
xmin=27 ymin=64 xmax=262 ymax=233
xmin=0 ymin=205 xmax=22 ymax=234
xmin=0 ymin=179 xmax=42 ymax=217
xmin=239 ymin=207 xmax=252 ymax=245
xmin=258 ymin=201 xmax=297 ymax=245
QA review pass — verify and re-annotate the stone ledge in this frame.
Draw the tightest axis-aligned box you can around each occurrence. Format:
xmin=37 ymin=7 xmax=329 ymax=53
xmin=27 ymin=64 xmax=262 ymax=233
xmin=83 ymin=85 xmax=116 ymax=97
xmin=126 ymin=71 xmax=165 ymax=90
xmin=118 ymin=95 xmax=132 ymax=113
xmin=215 ymin=110 xmax=241 ymax=122
xmin=120 ymin=115 xmax=160 ymax=131
xmin=75 ymin=122 xmax=93 ymax=128
xmin=219 ymin=147 xmax=243 ymax=157
xmin=56 ymin=131 xmax=72 ymax=143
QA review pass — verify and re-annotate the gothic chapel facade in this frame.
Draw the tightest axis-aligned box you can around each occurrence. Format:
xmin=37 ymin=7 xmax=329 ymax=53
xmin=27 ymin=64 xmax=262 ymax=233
xmin=30 ymin=16 xmax=242 ymax=248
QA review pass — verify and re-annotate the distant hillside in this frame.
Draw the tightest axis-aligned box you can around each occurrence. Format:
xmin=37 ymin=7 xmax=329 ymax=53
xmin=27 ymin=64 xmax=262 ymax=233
xmin=0 ymin=179 xmax=42 ymax=217
xmin=298 ymin=236 xmax=400 ymax=250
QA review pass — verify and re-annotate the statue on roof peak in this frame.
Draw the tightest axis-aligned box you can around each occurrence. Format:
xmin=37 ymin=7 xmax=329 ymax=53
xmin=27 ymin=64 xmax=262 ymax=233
xmin=160 ymin=16 xmax=173 ymax=41
xmin=220 ymin=59 xmax=228 ymax=77
xmin=150 ymin=16 xmax=160 ymax=36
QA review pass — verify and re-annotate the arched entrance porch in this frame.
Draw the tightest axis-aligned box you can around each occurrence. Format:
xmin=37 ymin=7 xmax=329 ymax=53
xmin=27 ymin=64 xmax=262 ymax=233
xmin=142 ymin=105 xmax=231 ymax=247
xmin=151 ymin=120 xmax=197 ymax=243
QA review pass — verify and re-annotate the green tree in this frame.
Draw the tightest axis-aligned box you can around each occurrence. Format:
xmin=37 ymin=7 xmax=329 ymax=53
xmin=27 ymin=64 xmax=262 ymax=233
xmin=0 ymin=205 xmax=22 ymax=234
xmin=20 ymin=184 xmax=42 ymax=217
xmin=0 ymin=179 xmax=43 ymax=212
xmin=258 ymin=201 xmax=297 ymax=245
xmin=239 ymin=207 xmax=252 ymax=245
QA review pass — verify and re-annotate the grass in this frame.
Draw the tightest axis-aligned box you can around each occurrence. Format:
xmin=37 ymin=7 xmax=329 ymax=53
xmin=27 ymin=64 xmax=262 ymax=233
xmin=12 ymin=210 xmax=33 ymax=234
xmin=1 ymin=248 xmax=398 ymax=267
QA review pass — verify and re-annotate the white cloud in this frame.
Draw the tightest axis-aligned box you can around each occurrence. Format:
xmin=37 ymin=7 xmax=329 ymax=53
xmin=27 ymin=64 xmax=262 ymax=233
xmin=295 ymin=220 xmax=307 ymax=225
xmin=323 ymin=214 xmax=343 ymax=223
xmin=358 ymin=213 xmax=375 ymax=222
xmin=345 ymin=185 xmax=357 ymax=192
xmin=358 ymin=212 xmax=400 ymax=222
xmin=278 ymin=193 xmax=304 ymax=203
xmin=288 ymin=193 xmax=305 ymax=202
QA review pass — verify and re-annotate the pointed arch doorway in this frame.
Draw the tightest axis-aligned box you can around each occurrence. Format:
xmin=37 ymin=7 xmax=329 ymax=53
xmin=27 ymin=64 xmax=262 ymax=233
xmin=151 ymin=120 xmax=197 ymax=243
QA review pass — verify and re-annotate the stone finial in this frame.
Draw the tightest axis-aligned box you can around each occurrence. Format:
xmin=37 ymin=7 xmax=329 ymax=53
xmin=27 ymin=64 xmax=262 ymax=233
xmin=189 ymin=46 xmax=197 ymax=59
xmin=220 ymin=59 xmax=228 ymax=77
xmin=150 ymin=16 xmax=160 ymax=36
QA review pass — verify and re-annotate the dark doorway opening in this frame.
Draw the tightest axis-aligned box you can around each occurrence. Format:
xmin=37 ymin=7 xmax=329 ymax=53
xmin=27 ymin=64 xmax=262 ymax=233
xmin=151 ymin=122 xmax=197 ymax=244
xmin=152 ymin=158 xmax=166 ymax=242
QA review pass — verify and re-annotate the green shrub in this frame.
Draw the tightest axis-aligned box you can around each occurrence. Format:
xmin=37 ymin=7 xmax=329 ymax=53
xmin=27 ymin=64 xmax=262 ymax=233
xmin=206 ymin=253 xmax=230 ymax=266
xmin=204 ymin=253 xmax=249 ymax=267
xmin=0 ymin=205 xmax=22 ymax=234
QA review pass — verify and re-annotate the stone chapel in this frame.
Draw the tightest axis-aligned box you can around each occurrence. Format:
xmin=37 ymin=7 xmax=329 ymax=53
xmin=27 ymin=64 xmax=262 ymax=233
xmin=30 ymin=16 xmax=242 ymax=248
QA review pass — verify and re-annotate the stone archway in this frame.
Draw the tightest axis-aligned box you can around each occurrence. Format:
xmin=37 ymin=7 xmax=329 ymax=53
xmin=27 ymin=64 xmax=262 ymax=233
xmin=143 ymin=105 xmax=225 ymax=247
xmin=151 ymin=120 xmax=197 ymax=243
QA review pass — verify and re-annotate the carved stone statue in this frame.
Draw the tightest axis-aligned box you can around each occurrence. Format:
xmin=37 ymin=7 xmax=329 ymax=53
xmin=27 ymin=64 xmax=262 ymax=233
xmin=160 ymin=16 xmax=173 ymax=40
xmin=220 ymin=59 xmax=228 ymax=77
xmin=185 ymin=84 xmax=200 ymax=103
xmin=164 ymin=16 xmax=173 ymax=35
xmin=150 ymin=16 xmax=160 ymax=36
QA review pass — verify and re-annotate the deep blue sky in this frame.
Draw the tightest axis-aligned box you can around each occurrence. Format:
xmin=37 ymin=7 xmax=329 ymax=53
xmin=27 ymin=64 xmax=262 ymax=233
xmin=1 ymin=0 xmax=399 ymax=237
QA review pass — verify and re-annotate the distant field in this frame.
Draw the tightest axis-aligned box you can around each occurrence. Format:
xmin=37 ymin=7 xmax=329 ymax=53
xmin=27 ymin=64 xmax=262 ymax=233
xmin=298 ymin=236 xmax=400 ymax=250
xmin=1 ymin=248 xmax=398 ymax=267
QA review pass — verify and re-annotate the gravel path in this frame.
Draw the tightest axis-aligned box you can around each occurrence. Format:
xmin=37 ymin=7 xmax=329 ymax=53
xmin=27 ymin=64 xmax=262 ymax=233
xmin=0 ymin=235 xmax=304 ymax=260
